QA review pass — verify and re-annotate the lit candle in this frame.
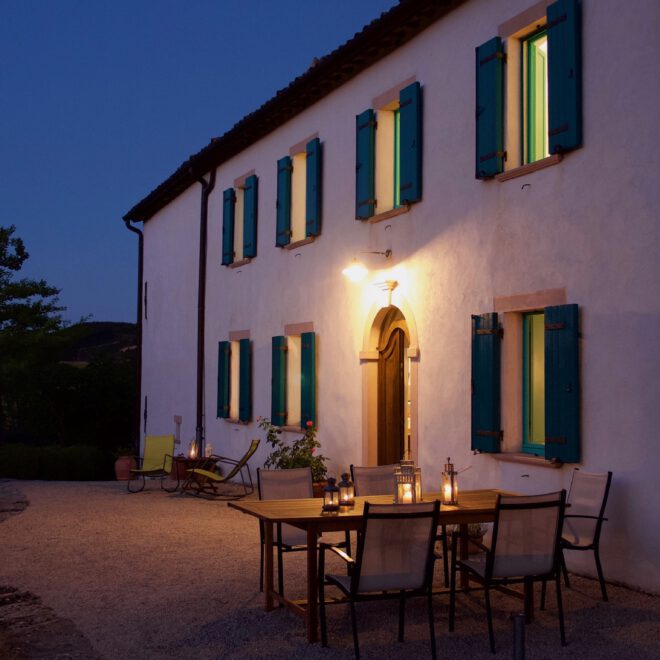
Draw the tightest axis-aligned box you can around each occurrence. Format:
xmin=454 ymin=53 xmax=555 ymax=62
xmin=403 ymin=483 xmax=413 ymax=503
xmin=443 ymin=483 xmax=452 ymax=503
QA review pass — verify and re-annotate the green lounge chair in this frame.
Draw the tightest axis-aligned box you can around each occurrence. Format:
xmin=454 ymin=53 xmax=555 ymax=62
xmin=127 ymin=435 xmax=176 ymax=493
xmin=184 ymin=438 xmax=259 ymax=499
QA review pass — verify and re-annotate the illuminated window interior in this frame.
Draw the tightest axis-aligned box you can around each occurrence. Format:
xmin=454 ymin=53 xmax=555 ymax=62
xmin=375 ymin=101 xmax=402 ymax=213
xmin=286 ymin=335 xmax=302 ymax=427
xmin=523 ymin=30 xmax=549 ymax=164
xmin=233 ymin=188 xmax=244 ymax=262
xmin=291 ymin=152 xmax=307 ymax=243
xmin=522 ymin=311 xmax=545 ymax=453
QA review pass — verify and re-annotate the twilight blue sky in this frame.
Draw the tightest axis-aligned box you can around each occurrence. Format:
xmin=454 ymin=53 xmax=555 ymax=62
xmin=1 ymin=0 xmax=397 ymax=323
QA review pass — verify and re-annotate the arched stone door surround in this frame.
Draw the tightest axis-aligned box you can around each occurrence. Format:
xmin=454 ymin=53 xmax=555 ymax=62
xmin=359 ymin=300 xmax=419 ymax=466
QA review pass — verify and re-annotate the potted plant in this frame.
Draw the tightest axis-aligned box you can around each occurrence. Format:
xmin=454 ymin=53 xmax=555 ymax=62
xmin=258 ymin=417 xmax=329 ymax=496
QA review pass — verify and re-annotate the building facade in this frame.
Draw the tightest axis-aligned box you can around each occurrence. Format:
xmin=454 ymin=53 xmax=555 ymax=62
xmin=124 ymin=0 xmax=660 ymax=594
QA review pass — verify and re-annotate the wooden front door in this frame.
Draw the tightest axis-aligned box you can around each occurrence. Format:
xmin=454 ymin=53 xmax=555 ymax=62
xmin=378 ymin=327 xmax=405 ymax=465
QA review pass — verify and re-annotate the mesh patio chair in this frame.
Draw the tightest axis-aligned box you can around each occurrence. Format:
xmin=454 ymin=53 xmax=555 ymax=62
xmin=319 ymin=501 xmax=440 ymax=659
xmin=127 ymin=435 xmax=176 ymax=493
xmin=184 ymin=438 xmax=260 ymax=500
xmin=542 ymin=469 xmax=612 ymax=605
xmin=350 ymin=463 xmax=398 ymax=496
xmin=257 ymin=467 xmax=349 ymax=597
xmin=449 ymin=490 xmax=567 ymax=653
xmin=351 ymin=463 xmax=450 ymax=587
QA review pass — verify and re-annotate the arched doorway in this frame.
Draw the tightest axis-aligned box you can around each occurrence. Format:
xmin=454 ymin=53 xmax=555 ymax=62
xmin=377 ymin=308 xmax=410 ymax=464
xmin=360 ymin=302 xmax=419 ymax=466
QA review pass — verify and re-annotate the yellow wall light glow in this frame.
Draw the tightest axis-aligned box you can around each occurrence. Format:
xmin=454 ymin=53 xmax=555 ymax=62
xmin=342 ymin=259 xmax=368 ymax=283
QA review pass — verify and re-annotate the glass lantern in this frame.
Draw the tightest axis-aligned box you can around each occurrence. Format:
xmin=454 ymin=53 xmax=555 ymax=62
xmin=338 ymin=473 xmax=355 ymax=507
xmin=414 ymin=467 xmax=423 ymax=502
xmin=394 ymin=461 xmax=416 ymax=504
xmin=441 ymin=457 xmax=458 ymax=505
xmin=322 ymin=477 xmax=340 ymax=512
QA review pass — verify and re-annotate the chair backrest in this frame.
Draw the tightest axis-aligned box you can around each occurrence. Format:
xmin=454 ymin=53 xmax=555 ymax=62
xmin=489 ymin=491 xmax=566 ymax=579
xmin=564 ymin=469 xmax=612 ymax=546
xmin=351 ymin=464 xmax=398 ymax=496
xmin=354 ymin=501 xmax=439 ymax=593
xmin=142 ymin=435 xmax=174 ymax=472
xmin=224 ymin=438 xmax=260 ymax=480
xmin=257 ymin=467 xmax=313 ymax=500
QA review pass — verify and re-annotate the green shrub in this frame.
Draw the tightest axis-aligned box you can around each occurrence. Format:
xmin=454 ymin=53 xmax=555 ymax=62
xmin=0 ymin=443 xmax=114 ymax=480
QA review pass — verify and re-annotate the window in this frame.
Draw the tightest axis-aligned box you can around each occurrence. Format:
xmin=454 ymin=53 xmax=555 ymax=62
xmin=522 ymin=311 xmax=545 ymax=453
xmin=271 ymin=328 xmax=316 ymax=428
xmin=523 ymin=30 xmax=549 ymax=164
xmin=475 ymin=0 xmax=582 ymax=178
xmin=471 ymin=304 xmax=579 ymax=463
xmin=276 ymin=137 xmax=322 ymax=248
xmin=222 ymin=174 xmax=258 ymax=266
xmin=355 ymin=80 xmax=422 ymax=220
xmin=217 ymin=335 xmax=252 ymax=423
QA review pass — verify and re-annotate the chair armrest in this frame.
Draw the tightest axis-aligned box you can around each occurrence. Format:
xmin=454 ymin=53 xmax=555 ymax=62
xmin=319 ymin=542 xmax=355 ymax=565
xmin=564 ymin=514 xmax=603 ymax=521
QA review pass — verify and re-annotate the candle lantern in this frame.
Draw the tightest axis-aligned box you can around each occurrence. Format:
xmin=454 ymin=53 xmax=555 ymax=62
xmin=338 ymin=473 xmax=355 ymax=507
xmin=188 ymin=440 xmax=198 ymax=459
xmin=322 ymin=477 xmax=340 ymax=512
xmin=394 ymin=461 xmax=417 ymax=504
xmin=441 ymin=457 xmax=458 ymax=505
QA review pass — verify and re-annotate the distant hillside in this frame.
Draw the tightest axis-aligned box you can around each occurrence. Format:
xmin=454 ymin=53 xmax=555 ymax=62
xmin=58 ymin=322 xmax=137 ymax=364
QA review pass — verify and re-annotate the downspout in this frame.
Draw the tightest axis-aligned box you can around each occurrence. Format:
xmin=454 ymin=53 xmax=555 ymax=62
xmin=123 ymin=218 xmax=143 ymax=455
xmin=194 ymin=169 xmax=216 ymax=456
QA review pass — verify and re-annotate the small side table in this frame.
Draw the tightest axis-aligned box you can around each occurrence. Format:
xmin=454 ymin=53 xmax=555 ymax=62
xmin=171 ymin=456 xmax=219 ymax=491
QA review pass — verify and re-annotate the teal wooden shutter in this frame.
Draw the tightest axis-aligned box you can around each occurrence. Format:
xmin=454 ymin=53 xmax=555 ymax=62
xmin=547 ymin=0 xmax=582 ymax=154
xmin=475 ymin=37 xmax=505 ymax=178
xmin=300 ymin=331 xmax=316 ymax=427
xmin=221 ymin=188 xmax=235 ymax=265
xmin=355 ymin=109 xmax=376 ymax=219
xmin=243 ymin=175 xmax=258 ymax=259
xmin=271 ymin=336 xmax=287 ymax=426
xmin=544 ymin=304 xmax=580 ymax=462
xmin=398 ymin=81 xmax=422 ymax=204
xmin=276 ymin=156 xmax=292 ymax=247
xmin=305 ymin=138 xmax=322 ymax=237
xmin=471 ymin=313 xmax=501 ymax=452
xmin=238 ymin=338 xmax=251 ymax=423
xmin=217 ymin=341 xmax=231 ymax=418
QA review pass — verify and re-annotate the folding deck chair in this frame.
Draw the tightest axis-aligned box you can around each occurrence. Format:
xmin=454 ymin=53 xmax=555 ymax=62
xmin=184 ymin=438 xmax=259 ymax=499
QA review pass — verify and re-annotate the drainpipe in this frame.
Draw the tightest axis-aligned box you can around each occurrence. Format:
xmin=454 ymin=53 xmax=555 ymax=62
xmin=123 ymin=219 xmax=143 ymax=455
xmin=194 ymin=169 xmax=216 ymax=456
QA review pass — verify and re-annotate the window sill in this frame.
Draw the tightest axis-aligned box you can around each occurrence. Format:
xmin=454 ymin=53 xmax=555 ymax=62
xmin=221 ymin=418 xmax=248 ymax=425
xmin=489 ymin=452 xmax=563 ymax=469
xmin=228 ymin=258 xmax=251 ymax=269
xmin=284 ymin=237 xmax=315 ymax=250
xmin=496 ymin=154 xmax=562 ymax=182
xmin=366 ymin=204 xmax=410 ymax=224
xmin=280 ymin=425 xmax=304 ymax=433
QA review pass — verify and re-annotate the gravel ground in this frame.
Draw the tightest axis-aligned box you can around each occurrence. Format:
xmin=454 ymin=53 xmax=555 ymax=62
xmin=0 ymin=479 xmax=659 ymax=659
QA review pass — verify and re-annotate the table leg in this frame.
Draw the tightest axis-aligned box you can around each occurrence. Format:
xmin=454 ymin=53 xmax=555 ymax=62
xmin=459 ymin=524 xmax=469 ymax=589
xmin=264 ymin=522 xmax=274 ymax=611
xmin=306 ymin=523 xmax=319 ymax=643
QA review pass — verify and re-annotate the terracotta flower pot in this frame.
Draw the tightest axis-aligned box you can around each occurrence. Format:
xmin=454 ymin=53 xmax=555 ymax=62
xmin=312 ymin=481 xmax=328 ymax=498
xmin=114 ymin=456 xmax=136 ymax=481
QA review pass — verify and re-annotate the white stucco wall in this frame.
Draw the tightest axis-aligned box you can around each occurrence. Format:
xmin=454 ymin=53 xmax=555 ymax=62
xmin=141 ymin=184 xmax=200 ymax=453
xmin=139 ymin=0 xmax=660 ymax=593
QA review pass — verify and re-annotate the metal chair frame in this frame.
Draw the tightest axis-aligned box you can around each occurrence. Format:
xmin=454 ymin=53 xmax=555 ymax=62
xmin=449 ymin=491 xmax=567 ymax=653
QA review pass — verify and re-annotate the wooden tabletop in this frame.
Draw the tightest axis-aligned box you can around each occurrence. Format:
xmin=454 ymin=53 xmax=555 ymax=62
xmin=229 ymin=489 xmax=510 ymax=526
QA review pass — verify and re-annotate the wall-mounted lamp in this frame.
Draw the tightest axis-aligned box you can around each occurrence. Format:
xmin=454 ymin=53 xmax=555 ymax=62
xmin=342 ymin=249 xmax=392 ymax=282
xmin=373 ymin=278 xmax=399 ymax=305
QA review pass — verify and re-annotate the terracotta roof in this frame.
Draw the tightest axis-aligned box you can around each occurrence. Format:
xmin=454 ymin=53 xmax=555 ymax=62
xmin=123 ymin=0 xmax=466 ymax=222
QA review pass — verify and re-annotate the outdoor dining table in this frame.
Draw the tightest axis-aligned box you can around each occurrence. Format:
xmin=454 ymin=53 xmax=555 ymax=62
xmin=229 ymin=488 xmax=512 ymax=643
